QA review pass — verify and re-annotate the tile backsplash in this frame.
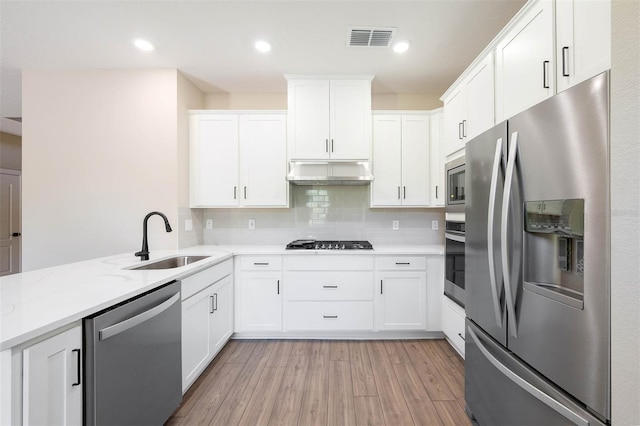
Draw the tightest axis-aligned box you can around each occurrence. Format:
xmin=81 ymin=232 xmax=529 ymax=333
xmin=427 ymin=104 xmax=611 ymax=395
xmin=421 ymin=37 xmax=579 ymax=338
xmin=202 ymin=186 xmax=444 ymax=246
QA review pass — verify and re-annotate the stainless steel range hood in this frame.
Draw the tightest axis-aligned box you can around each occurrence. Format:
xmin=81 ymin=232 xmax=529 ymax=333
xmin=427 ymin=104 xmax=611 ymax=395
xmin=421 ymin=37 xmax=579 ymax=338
xmin=286 ymin=161 xmax=374 ymax=185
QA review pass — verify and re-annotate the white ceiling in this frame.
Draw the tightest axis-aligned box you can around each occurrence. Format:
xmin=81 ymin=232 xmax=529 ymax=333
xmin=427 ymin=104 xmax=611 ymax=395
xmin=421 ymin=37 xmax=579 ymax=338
xmin=0 ymin=0 xmax=526 ymax=132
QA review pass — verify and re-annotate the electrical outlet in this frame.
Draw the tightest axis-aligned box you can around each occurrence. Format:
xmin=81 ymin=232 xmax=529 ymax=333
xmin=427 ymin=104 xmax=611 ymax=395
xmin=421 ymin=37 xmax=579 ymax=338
xmin=248 ymin=219 xmax=255 ymax=230
xmin=392 ymin=220 xmax=399 ymax=230
xmin=205 ymin=219 xmax=213 ymax=229
xmin=184 ymin=219 xmax=193 ymax=231
xmin=432 ymin=220 xmax=439 ymax=231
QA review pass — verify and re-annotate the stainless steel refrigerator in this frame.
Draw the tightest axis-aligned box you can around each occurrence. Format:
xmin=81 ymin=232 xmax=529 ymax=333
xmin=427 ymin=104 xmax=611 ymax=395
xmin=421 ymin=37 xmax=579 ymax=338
xmin=465 ymin=71 xmax=610 ymax=425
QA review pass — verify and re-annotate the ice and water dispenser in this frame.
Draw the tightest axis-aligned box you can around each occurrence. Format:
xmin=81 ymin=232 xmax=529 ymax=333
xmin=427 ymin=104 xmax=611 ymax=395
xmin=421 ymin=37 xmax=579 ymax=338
xmin=523 ymin=199 xmax=585 ymax=309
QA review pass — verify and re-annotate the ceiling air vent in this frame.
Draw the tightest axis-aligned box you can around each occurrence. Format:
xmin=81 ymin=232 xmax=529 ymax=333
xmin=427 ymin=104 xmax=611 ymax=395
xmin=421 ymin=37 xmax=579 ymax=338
xmin=347 ymin=26 xmax=396 ymax=48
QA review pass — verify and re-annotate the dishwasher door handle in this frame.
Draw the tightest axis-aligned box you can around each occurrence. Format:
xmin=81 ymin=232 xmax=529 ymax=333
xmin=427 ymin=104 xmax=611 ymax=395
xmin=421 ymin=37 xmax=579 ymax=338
xmin=99 ymin=292 xmax=181 ymax=341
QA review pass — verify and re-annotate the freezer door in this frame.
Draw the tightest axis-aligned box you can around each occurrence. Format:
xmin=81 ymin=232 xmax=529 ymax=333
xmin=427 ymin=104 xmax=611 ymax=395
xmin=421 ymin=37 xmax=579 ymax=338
xmin=465 ymin=122 xmax=508 ymax=345
xmin=505 ymin=71 xmax=610 ymax=419
xmin=465 ymin=320 xmax=606 ymax=426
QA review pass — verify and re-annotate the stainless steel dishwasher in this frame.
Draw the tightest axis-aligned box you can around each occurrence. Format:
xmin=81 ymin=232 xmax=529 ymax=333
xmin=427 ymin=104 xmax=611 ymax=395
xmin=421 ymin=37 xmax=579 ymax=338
xmin=84 ymin=280 xmax=182 ymax=425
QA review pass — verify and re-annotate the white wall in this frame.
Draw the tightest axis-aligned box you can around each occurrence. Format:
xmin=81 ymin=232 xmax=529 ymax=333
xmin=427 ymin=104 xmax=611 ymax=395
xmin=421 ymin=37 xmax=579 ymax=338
xmin=611 ymin=0 xmax=640 ymax=423
xmin=177 ymin=72 xmax=205 ymax=249
xmin=203 ymin=92 xmax=443 ymax=111
xmin=22 ymin=70 xmax=180 ymax=270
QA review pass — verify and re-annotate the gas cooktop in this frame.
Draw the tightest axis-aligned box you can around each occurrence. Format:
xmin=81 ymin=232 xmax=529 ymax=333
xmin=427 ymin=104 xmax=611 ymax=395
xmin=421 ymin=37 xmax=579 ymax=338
xmin=286 ymin=240 xmax=374 ymax=250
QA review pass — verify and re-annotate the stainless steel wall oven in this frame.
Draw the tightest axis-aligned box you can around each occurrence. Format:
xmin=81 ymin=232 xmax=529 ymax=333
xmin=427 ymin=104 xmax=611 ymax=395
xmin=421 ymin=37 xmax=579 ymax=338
xmin=445 ymin=221 xmax=466 ymax=307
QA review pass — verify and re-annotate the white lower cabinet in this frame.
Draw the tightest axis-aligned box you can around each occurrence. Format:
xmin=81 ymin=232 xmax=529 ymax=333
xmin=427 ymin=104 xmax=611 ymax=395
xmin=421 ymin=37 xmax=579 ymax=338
xmin=442 ymin=296 xmax=466 ymax=358
xmin=284 ymin=255 xmax=374 ymax=332
xmin=375 ymin=256 xmax=427 ymax=331
xmin=235 ymin=256 xmax=282 ymax=332
xmin=21 ymin=325 xmax=82 ymax=425
xmin=181 ymin=260 xmax=233 ymax=392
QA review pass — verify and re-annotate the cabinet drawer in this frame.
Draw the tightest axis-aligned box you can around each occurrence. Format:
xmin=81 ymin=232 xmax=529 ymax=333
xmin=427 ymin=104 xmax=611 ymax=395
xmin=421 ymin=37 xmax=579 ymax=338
xmin=375 ymin=256 xmax=427 ymax=270
xmin=442 ymin=297 xmax=466 ymax=357
xmin=286 ymin=271 xmax=373 ymax=301
xmin=182 ymin=260 xmax=233 ymax=300
xmin=240 ymin=255 xmax=282 ymax=271
xmin=286 ymin=302 xmax=374 ymax=331
xmin=285 ymin=255 xmax=373 ymax=271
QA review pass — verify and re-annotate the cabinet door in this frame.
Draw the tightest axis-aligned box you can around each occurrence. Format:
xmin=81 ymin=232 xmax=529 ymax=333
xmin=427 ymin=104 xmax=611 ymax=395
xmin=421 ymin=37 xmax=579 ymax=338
xmin=22 ymin=326 xmax=82 ymax=425
xmin=371 ymin=115 xmax=402 ymax=206
xmin=190 ymin=114 xmax=239 ymax=207
xmin=288 ymin=80 xmax=330 ymax=159
xmin=443 ymin=86 xmax=467 ymax=156
xmin=401 ymin=115 xmax=430 ymax=206
xmin=429 ymin=110 xmax=445 ymax=206
xmin=555 ymin=0 xmax=610 ymax=92
xmin=465 ymin=53 xmax=495 ymax=141
xmin=330 ymin=80 xmax=371 ymax=160
xmin=238 ymin=272 xmax=282 ymax=331
xmin=182 ymin=286 xmax=215 ymax=392
xmin=211 ymin=275 xmax=233 ymax=353
xmin=442 ymin=297 xmax=466 ymax=357
xmin=377 ymin=272 xmax=427 ymax=330
xmin=495 ymin=0 xmax=554 ymax=121
xmin=240 ymin=114 xmax=288 ymax=207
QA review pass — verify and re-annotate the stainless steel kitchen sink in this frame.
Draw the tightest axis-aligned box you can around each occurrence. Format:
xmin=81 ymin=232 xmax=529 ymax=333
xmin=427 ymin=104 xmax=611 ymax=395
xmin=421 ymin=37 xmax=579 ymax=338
xmin=128 ymin=255 xmax=210 ymax=270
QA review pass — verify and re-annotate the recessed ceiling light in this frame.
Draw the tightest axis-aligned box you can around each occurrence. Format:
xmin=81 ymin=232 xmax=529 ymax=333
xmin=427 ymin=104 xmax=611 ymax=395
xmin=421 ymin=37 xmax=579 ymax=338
xmin=393 ymin=40 xmax=411 ymax=53
xmin=133 ymin=38 xmax=155 ymax=52
xmin=255 ymin=40 xmax=272 ymax=53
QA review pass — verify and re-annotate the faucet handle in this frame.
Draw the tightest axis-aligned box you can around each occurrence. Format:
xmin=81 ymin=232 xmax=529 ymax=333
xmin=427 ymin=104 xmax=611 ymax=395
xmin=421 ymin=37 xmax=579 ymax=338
xmin=135 ymin=250 xmax=149 ymax=261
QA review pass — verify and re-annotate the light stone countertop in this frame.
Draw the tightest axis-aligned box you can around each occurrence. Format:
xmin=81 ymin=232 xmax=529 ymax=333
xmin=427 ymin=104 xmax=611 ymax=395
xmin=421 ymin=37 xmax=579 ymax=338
xmin=0 ymin=244 xmax=442 ymax=351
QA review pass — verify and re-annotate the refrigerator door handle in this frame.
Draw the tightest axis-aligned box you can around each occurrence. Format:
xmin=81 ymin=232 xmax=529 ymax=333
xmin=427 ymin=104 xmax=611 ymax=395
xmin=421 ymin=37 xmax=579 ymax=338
xmin=501 ymin=131 xmax=519 ymax=338
xmin=487 ymin=137 xmax=504 ymax=328
xmin=467 ymin=325 xmax=590 ymax=426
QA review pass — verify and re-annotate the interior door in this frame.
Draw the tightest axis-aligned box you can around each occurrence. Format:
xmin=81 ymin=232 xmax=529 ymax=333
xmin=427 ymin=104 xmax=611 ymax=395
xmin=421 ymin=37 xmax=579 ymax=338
xmin=0 ymin=171 xmax=21 ymax=276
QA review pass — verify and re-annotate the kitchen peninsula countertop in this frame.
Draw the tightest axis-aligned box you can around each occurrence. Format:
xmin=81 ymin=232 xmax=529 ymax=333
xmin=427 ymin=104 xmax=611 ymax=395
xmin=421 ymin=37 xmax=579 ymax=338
xmin=0 ymin=244 xmax=442 ymax=350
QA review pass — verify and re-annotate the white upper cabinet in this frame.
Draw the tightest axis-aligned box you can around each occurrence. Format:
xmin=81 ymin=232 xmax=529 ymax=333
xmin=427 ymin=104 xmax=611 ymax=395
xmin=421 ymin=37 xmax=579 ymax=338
xmin=555 ymin=0 xmax=611 ymax=93
xmin=287 ymin=76 xmax=373 ymax=160
xmin=429 ymin=109 xmax=445 ymax=207
xmin=442 ymin=52 xmax=495 ymax=156
xmin=495 ymin=0 xmax=555 ymax=121
xmin=190 ymin=111 xmax=288 ymax=208
xmin=371 ymin=113 xmax=430 ymax=207
xmin=190 ymin=114 xmax=239 ymax=207
xmin=239 ymin=114 xmax=288 ymax=207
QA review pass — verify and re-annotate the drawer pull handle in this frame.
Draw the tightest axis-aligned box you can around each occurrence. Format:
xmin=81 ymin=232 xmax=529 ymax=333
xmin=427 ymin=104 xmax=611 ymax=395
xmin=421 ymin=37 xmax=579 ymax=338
xmin=323 ymin=285 xmax=338 ymax=289
xmin=396 ymin=262 xmax=411 ymax=265
xmin=210 ymin=295 xmax=215 ymax=313
xmin=323 ymin=315 xmax=338 ymax=319
xmin=380 ymin=279 xmax=383 ymax=294
xmin=254 ymin=262 xmax=269 ymax=266
xmin=458 ymin=333 xmax=465 ymax=341
xmin=277 ymin=280 xmax=280 ymax=295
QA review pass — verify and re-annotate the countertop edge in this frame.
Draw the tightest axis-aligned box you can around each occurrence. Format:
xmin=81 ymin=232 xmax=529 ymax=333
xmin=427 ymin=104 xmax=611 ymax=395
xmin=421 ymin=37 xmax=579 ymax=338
xmin=1 ymin=245 xmax=442 ymax=350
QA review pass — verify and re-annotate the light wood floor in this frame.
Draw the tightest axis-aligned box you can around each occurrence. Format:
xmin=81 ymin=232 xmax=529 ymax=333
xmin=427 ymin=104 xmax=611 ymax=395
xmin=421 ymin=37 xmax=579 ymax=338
xmin=167 ymin=339 xmax=469 ymax=426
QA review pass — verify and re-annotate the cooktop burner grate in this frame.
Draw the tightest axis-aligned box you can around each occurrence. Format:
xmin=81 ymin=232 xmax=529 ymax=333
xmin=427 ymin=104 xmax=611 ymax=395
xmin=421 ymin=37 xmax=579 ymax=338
xmin=286 ymin=240 xmax=373 ymax=250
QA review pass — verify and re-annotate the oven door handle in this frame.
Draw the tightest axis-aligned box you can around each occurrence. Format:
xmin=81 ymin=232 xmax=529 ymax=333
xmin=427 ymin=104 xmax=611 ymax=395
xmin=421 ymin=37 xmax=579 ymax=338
xmin=99 ymin=292 xmax=180 ymax=341
xmin=487 ymin=137 xmax=504 ymax=328
xmin=445 ymin=232 xmax=465 ymax=243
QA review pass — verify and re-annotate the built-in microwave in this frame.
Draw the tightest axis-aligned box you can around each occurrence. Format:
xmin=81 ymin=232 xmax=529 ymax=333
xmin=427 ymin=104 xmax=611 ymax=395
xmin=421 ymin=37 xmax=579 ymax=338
xmin=445 ymin=156 xmax=465 ymax=214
